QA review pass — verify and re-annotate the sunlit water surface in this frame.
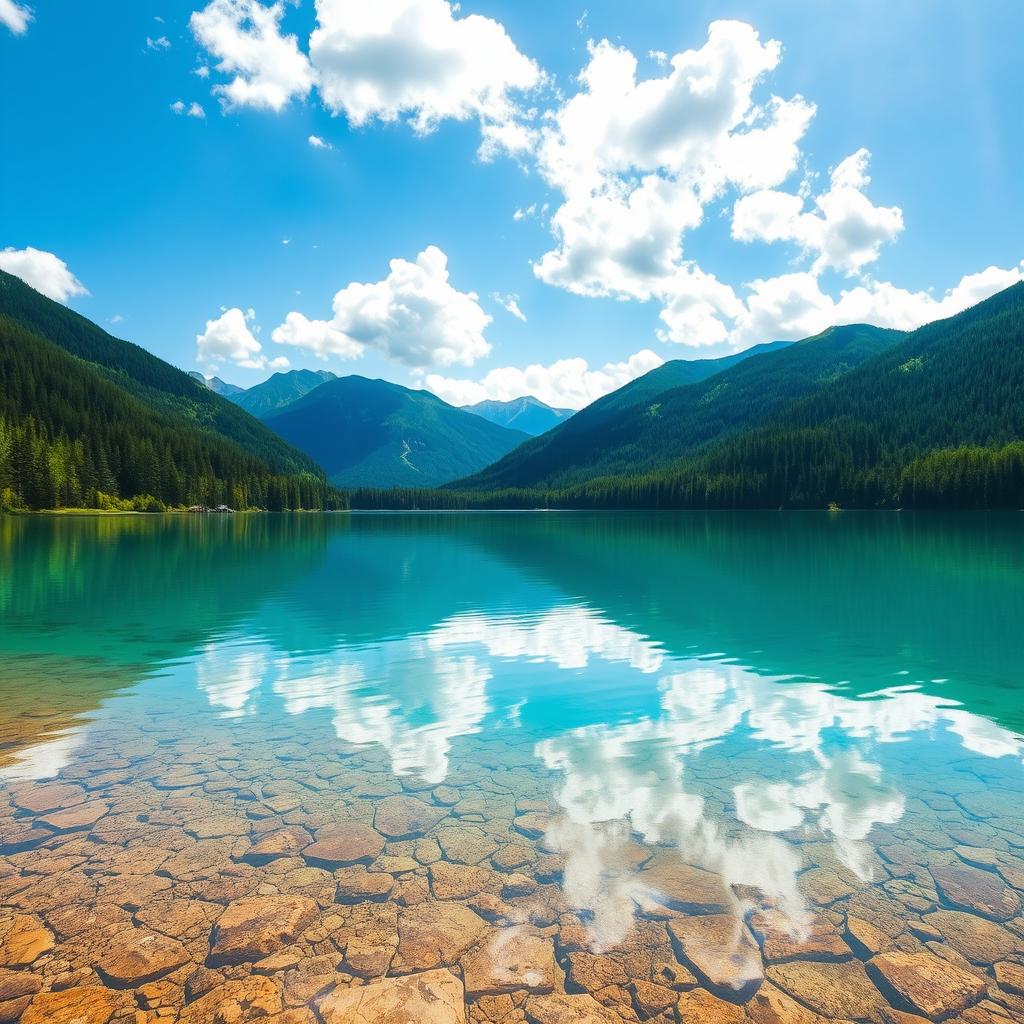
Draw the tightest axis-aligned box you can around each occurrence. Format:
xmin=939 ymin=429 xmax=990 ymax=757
xmin=1 ymin=513 xmax=1023 ymax=1023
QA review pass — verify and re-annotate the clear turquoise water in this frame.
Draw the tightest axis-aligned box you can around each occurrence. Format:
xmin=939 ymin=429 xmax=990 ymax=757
xmin=2 ymin=512 xmax=1023 ymax=1019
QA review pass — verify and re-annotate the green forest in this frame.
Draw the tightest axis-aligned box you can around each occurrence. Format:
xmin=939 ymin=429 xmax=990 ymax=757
xmin=0 ymin=273 xmax=344 ymax=512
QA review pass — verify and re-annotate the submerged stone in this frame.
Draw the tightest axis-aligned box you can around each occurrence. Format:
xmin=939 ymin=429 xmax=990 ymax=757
xmin=318 ymin=968 xmax=465 ymax=1023
xmin=209 ymin=894 xmax=318 ymax=965
xmin=667 ymin=914 xmax=763 ymax=998
xmin=869 ymin=951 xmax=986 ymax=1019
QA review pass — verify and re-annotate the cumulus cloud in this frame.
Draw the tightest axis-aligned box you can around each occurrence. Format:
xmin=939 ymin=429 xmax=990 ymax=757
xmin=171 ymin=100 xmax=207 ymax=118
xmin=308 ymin=133 xmax=332 ymax=149
xmin=326 ymin=246 xmax=492 ymax=369
xmin=731 ymin=261 xmax=1024 ymax=346
xmin=0 ymin=246 xmax=88 ymax=303
xmin=191 ymin=0 xmax=541 ymax=151
xmin=0 ymin=0 xmax=31 ymax=35
xmin=190 ymin=0 xmax=314 ymax=111
xmin=146 ymin=35 xmax=171 ymax=50
xmin=271 ymin=311 xmax=364 ymax=360
xmin=424 ymin=348 xmax=663 ymax=411
xmin=196 ymin=306 xmax=290 ymax=369
xmin=732 ymin=149 xmax=904 ymax=275
xmin=531 ymin=21 xmax=815 ymax=345
xmin=309 ymin=0 xmax=542 ymax=148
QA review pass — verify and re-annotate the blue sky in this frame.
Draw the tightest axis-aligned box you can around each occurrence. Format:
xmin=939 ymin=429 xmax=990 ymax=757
xmin=2 ymin=0 xmax=1022 ymax=408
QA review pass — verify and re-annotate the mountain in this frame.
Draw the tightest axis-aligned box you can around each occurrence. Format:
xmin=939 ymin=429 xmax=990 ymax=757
xmin=463 ymin=396 xmax=573 ymax=436
xmin=586 ymin=340 xmax=791 ymax=422
xmin=188 ymin=371 xmax=245 ymax=397
xmin=263 ymin=376 xmax=529 ymax=488
xmin=456 ymin=328 xmax=902 ymax=491
xmin=0 ymin=270 xmax=339 ymax=511
xmin=607 ymin=280 xmax=1024 ymax=509
xmin=230 ymin=369 xmax=337 ymax=418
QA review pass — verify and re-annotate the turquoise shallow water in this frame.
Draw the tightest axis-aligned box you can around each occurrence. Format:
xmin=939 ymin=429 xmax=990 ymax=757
xmin=1 ymin=512 xmax=1023 ymax=1021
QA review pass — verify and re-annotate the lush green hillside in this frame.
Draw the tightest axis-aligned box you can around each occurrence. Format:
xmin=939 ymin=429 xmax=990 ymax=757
xmin=230 ymin=369 xmax=337 ymax=418
xmin=456 ymin=328 xmax=900 ymax=491
xmin=263 ymin=376 xmax=529 ymax=488
xmin=0 ymin=272 xmax=341 ymax=511
xmin=464 ymin=396 xmax=573 ymax=436
xmin=589 ymin=281 xmax=1024 ymax=509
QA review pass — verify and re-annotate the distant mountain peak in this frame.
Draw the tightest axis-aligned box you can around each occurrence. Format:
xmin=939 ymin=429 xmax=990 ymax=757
xmin=229 ymin=368 xmax=338 ymax=417
xmin=188 ymin=370 xmax=245 ymax=397
xmin=463 ymin=395 xmax=574 ymax=436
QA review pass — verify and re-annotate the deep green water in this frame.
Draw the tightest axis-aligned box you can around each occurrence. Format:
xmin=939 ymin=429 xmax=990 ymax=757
xmin=2 ymin=512 xmax=1024 ymax=1017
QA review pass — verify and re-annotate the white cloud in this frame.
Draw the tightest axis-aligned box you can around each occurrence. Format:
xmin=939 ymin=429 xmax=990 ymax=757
xmin=731 ymin=261 xmax=1024 ymax=346
xmin=732 ymin=149 xmax=903 ymax=275
xmin=110 ymin=314 xmax=125 ymax=324
xmin=0 ymin=0 xmax=32 ymax=35
xmin=424 ymin=348 xmax=663 ymax=410
xmin=196 ymin=306 xmax=290 ymax=369
xmin=309 ymin=0 xmax=542 ymax=149
xmin=492 ymin=292 xmax=526 ymax=322
xmin=271 ymin=311 xmax=364 ymax=360
xmin=531 ymin=22 xmax=815 ymax=344
xmin=0 ymin=246 xmax=88 ymax=303
xmin=328 ymin=245 xmax=492 ymax=369
xmin=146 ymin=35 xmax=171 ymax=50
xmin=171 ymin=99 xmax=207 ymax=118
xmin=190 ymin=0 xmax=314 ymax=112
xmin=308 ymin=133 xmax=332 ymax=149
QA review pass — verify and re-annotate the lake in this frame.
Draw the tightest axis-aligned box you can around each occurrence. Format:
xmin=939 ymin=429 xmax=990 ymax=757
xmin=1 ymin=512 xmax=1023 ymax=1023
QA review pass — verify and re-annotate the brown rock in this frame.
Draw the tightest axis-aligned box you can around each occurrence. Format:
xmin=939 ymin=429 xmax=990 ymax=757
xmin=463 ymin=927 xmax=560 ymax=996
xmin=430 ymin=860 xmax=494 ymax=900
xmin=746 ymin=982 xmax=836 ymax=1024
xmin=335 ymin=865 xmax=395 ymax=903
xmin=375 ymin=795 xmax=446 ymax=838
xmin=630 ymin=979 xmax=677 ymax=1017
xmin=639 ymin=852 xmax=730 ymax=912
xmin=565 ymin=951 xmax=628 ymax=992
xmin=667 ymin=914 xmax=763 ymax=997
xmin=178 ymin=976 xmax=283 ymax=1024
xmin=21 ymin=986 xmax=121 ymax=1024
xmin=318 ymin=968 xmax=465 ymax=1023
xmin=930 ymin=864 xmax=1021 ymax=922
xmin=513 ymin=812 xmax=551 ymax=839
xmin=845 ymin=915 xmax=894 ymax=958
xmin=244 ymin=826 xmax=311 ymax=863
xmin=0 ymin=995 xmax=33 ymax=1023
xmin=869 ymin=951 xmax=985 ymax=1019
xmin=38 ymin=799 xmax=108 ymax=832
xmin=749 ymin=909 xmax=850 ymax=962
xmin=674 ymin=989 xmax=745 ymax=1023
xmin=524 ymin=993 xmax=621 ymax=1023
xmin=393 ymin=901 xmax=488 ymax=972
xmin=209 ymin=894 xmax=319 ymax=965
xmin=0 ymin=915 xmax=54 ymax=967
xmin=93 ymin=926 xmax=190 ymax=986
xmin=9 ymin=782 xmax=86 ymax=815
xmin=303 ymin=822 xmax=385 ymax=866
xmin=0 ymin=968 xmax=40 ymax=1002
xmin=923 ymin=910 xmax=1018 ymax=965
xmin=767 ymin=960 xmax=889 ymax=1020
xmin=995 ymin=961 xmax=1024 ymax=996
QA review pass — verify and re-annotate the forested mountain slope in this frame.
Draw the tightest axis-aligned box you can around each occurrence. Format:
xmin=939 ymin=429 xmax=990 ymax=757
xmin=0 ymin=272 xmax=339 ymax=511
xmin=457 ymin=327 xmax=901 ymax=491
xmin=231 ymin=369 xmax=337 ymax=418
xmin=263 ymin=376 xmax=529 ymax=488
